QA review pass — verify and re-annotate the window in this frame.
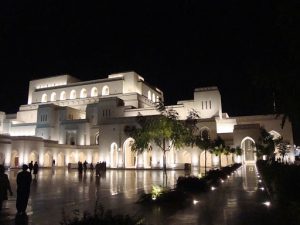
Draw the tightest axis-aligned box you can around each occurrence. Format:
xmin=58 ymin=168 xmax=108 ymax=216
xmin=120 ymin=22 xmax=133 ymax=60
xmin=41 ymin=94 xmax=47 ymax=103
xmin=60 ymin=91 xmax=66 ymax=100
xmin=201 ymin=129 xmax=210 ymax=140
xmin=70 ymin=90 xmax=76 ymax=99
xmin=209 ymin=100 xmax=211 ymax=109
xmin=80 ymin=88 xmax=87 ymax=98
xmin=148 ymin=90 xmax=151 ymax=100
xmin=91 ymin=87 xmax=98 ymax=97
xmin=102 ymin=85 xmax=109 ymax=96
xmin=50 ymin=92 xmax=56 ymax=101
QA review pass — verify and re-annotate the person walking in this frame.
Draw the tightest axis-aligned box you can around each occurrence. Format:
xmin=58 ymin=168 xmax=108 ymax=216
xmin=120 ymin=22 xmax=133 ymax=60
xmin=16 ymin=164 xmax=32 ymax=214
xmin=28 ymin=161 xmax=33 ymax=174
xmin=0 ymin=165 xmax=13 ymax=211
xmin=33 ymin=162 xmax=39 ymax=179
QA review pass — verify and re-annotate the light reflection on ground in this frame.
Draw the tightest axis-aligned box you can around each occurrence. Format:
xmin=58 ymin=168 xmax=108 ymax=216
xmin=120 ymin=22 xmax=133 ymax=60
xmin=0 ymin=165 xmax=274 ymax=225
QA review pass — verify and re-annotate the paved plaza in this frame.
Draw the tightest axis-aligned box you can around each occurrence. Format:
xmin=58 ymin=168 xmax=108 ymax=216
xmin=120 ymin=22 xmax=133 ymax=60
xmin=0 ymin=165 xmax=276 ymax=225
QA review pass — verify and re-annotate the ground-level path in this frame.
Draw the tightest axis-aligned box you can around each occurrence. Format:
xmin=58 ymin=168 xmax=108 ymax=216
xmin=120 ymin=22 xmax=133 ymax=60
xmin=0 ymin=165 xmax=278 ymax=225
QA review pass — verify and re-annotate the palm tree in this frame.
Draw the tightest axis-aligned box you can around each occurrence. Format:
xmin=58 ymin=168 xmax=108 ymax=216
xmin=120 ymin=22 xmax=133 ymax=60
xmin=195 ymin=135 xmax=212 ymax=176
xmin=224 ymin=146 xmax=231 ymax=166
xmin=277 ymin=141 xmax=291 ymax=164
xmin=212 ymin=136 xmax=225 ymax=168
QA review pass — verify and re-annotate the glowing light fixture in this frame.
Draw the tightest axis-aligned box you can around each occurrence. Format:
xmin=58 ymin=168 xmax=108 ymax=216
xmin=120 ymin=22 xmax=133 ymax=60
xmin=263 ymin=201 xmax=271 ymax=207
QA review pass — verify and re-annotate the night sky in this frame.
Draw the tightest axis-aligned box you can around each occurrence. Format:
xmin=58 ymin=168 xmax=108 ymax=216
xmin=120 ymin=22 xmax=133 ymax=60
xmin=0 ymin=1 xmax=296 ymax=125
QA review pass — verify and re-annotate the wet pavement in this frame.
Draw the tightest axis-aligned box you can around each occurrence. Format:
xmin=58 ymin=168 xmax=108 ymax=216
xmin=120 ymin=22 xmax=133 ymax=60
xmin=0 ymin=165 xmax=275 ymax=225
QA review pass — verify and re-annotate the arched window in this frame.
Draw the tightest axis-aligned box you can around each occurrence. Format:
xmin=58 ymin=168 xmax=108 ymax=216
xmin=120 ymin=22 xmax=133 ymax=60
xmin=102 ymin=85 xmax=109 ymax=96
xmin=50 ymin=92 xmax=56 ymax=101
xmin=60 ymin=91 xmax=66 ymax=100
xmin=148 ymin=90 xmax=151 ymax=100
xmin=91 ymin=87 xmax=98 ymax=97
xmin=201 ymin=129 xmax=210 ymax=140
xmin=41 ymin=94 xmax=47 ymax=103
xmin=70 ymin=90 xmax=76 ymax=99
xmin=80 ymin=88 xmax=87 ymax=98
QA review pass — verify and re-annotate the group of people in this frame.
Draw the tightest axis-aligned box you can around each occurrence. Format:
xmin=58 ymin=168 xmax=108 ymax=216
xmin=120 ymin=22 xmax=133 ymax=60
xmin=28 ymin=161 xmax=39 ymax=178
xmin=0 ymin=164 xmax=33 ymax=215
xmin=77 ymin=161 xmax=106 ymax=176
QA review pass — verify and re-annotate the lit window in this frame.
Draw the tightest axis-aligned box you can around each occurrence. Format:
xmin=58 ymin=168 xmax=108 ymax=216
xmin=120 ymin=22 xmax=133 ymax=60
xmin=102 ymin=85 xmax=109 ymax=96
xmin=91 ymin=87 xmax=98 ymax=97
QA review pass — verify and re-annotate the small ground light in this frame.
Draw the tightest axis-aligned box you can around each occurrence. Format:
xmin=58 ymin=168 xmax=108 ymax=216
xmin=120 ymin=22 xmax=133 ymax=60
xmin=260 ymin=187 xmax=265 ymax=191
xmin=220 ymin=179 xmax=224 ymax=183
xmin=211 ymin=186 xmax=216 ymax=191
xmin=263 ymin=201 xmax=271 ymax=207
xmin=227 ymin=175 xmax=230 ymax=178
xmin=193 ymin=200 xmax=199 ymax=205
xmin=258 ymin=179 xmax=262 ymax=183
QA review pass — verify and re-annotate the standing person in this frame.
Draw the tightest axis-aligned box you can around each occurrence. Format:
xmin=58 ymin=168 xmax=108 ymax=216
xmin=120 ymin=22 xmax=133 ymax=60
xmin=0 ymin=165 xmax=13 ymax=211
xmin=28 ymin=161 xmax=33 ymax=174
xmin=33 ymin=162 xmax=39 ymax=179
xmin=16 ymin=164 xmax=32 ymax=214
xmin=83 ymin=160 xmax=88 ymax=173
xmin=52 ymin=159 xmax=55 ymax=167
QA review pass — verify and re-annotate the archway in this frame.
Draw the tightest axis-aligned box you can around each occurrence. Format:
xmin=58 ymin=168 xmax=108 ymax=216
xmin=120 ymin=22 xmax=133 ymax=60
xmin=79 ymin=152 xmax=86 ymax=162
xmin=111 ymin=143 xmax=118 ymax=168
xmin=41 ymin=93 xmax=48 ymax=102
xmin=44 ymin=152 xmax=52 ymax=167
xmin=11 ymin=151 xmax=19 ymax=167
xmin=80 ymin=88 xmax=87 ymax=98
xmin=93 ymin=152 xmax=99 ymax=163
xmin=241 ymin=137 xmax=256 ymax=163
xmin=124 ymin=138 xmax=136 ymax=168
xmin=50 ymin=92 xmax=57 ymax=101
xmin=91 ymin=87 xmax=98 ymax=97
xmin=102 ymin=85 xmax=109 ymax=96
xmin=29 ymin=151 xmax=38 ymax=164
xmin=144 ymin=150 xmax=152 ymax=168
xmin=70 ymin=90 xmax=76 ymax=99
xmin=60 ymin=91 xmax=66 ymax=100
xmin=68 ymin=152 xmax=76 ymax=164
xmin=200 ymin=150 xmax=212 ymax=168
xmin=57 ymin=152 xmax=65 ymax=166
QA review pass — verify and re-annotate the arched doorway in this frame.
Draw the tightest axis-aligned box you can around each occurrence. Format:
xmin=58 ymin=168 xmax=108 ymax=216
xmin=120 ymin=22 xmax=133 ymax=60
xmin=44 ymin=152 xmax=52 ymax=167
xmin=29 ymin=151 xmax=38 ymax=164
xmin=178 ymin=150 xmax=192 ymax=164
xmin=241 ymin=137 xmax=256 ymax=163
xmin=79 ymin=152 xmax=86 ymax=162
xmin=68 ymin=152 xmax=76 ymax=164
xmin=111 ymin=143 xmax=118 ymax=168
xmin=57 ymin=152 xmax=65 ymax=166
xmin=124 ymin=138 xmax=136 ymax=168
xmin=200 ymin=150 xmax=212 ymax=169
xmin=10 ymin=151 xmax=19 ymax=167
xmin=143 ymin=149 xmax=152 ymax=168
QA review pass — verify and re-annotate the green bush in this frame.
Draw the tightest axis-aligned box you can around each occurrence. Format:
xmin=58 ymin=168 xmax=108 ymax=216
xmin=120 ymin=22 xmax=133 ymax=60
xmin=60 ymin=201 xmax=144 ymax=225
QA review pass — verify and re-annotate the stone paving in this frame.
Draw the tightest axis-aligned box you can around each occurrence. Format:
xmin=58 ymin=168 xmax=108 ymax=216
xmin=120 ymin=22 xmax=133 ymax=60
xmin=0 ymin=165 xmax=275 ymax=225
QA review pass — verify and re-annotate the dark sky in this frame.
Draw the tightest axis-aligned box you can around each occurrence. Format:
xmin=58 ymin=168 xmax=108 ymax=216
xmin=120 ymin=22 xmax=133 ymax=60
xmin=0 ymin=1 xmax=288 ymax=118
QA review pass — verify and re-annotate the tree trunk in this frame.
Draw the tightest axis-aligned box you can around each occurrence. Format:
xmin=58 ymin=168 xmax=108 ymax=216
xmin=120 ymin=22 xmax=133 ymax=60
xmin=219 ymin=154 xmax=222 ymax=168
xmin=163 ymin=138 xmax=167 ymax=173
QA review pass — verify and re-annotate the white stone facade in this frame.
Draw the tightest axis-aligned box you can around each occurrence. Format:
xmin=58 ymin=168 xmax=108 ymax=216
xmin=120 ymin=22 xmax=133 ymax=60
xmin=0 ymin=71 xmax=294 ymax=168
